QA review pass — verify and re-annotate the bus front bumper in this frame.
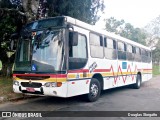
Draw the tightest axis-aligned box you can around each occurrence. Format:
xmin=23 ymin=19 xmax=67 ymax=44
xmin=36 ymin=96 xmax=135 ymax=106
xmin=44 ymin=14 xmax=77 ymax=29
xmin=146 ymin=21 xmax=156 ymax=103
xmin=13 ymin=81 xmax=68 ymax=98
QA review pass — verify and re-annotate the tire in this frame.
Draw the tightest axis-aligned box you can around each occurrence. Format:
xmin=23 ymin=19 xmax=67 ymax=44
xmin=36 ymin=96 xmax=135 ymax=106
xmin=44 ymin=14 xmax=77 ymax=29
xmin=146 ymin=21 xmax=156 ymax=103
xmin=133 ymin=74 xmax=141 ymax=89
xmin=86 ymin=78 xmax=101 ymax=102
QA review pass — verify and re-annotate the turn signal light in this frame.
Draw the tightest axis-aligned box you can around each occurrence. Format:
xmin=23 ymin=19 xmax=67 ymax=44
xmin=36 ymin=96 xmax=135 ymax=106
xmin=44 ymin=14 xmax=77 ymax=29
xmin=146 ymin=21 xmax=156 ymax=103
xmin=57 ymin=82 xmax=62 ymax=87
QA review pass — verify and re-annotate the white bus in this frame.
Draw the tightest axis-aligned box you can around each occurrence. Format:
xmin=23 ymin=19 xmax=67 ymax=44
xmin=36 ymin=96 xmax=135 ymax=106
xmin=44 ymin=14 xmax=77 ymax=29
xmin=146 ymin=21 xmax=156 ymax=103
xmin=13 ymin=16 xmax=152 ymax=102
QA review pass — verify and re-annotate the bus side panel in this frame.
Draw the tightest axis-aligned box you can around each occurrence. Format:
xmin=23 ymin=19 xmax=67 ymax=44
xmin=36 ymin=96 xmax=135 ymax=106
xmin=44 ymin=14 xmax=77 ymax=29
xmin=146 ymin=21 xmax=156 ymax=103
xmin=147 ymin=61 xmax=153 ymax=80
xmin=88 ymin=58 xmax=118 ymax=90
xmin=141 ymin=62 xmax=152 ymax=82
xmin=67 ymin=79 xmax=90 ymax=97
xmin=147 ymin=61 xmax=152 ymax=81
xmin=115 ymin=61 xmax=136 ymax=87
xmin=103 ymin=77 xmax=118 ymax=89
xmin=141 ymin=63 xmax=149 ymax=82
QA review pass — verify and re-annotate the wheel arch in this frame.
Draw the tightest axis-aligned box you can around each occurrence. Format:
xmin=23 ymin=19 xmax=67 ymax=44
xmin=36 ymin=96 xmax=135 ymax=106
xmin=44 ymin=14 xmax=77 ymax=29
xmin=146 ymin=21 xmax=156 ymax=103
xmin=92 ymin=73 xmax=104 ymax=90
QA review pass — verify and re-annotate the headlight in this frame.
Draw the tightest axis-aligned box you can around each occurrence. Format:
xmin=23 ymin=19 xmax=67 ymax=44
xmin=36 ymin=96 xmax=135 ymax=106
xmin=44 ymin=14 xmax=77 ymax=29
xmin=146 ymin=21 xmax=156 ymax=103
xmin=50 ymin=82 xmax=57 ymax=87
xmin=44 ymin=82 xmax=57 ymax=87
xmin=44 ymin=82 xmax=51 ymax=87
xmin=13 ymin=81 xmax=19 ymax=86
xmin=44 ymin=82 xmax=62 ymax=87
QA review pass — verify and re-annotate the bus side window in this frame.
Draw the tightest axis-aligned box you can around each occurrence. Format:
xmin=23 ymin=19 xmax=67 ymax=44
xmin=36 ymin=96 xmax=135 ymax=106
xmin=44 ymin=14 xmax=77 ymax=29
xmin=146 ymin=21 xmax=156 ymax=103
xmin=113 ymin=40 xmax=117 ymax=49
xmin=132 ymin=46 xmax=135 ymax=54
xmin=146 ymin=50 xmax=151 ymax=63
xmin=149 ymin=51 xmax=152 ymax=62
xmin=104 ymin=38 xmax=117 ymax=59
xmin=150 ymin=51 xmax=152 ymax=57
xmin=118 ymin=41 xmax=126 ymax=60
xmin=139 ymin=48 xmax=141 ymax=55
xmin=100 ymin=36 xmax=103 ymax=47
xmin=124 ymin=43 xmax=127 ymax=51
xmin=69 ymin=33 xmax=88 ymax=70
xmin=90 ymin=33 xmax=104 ymax=58
xmin=104 ymin=37 xmax=107 ymax=47
xmin=141 ymin=49 xmax=147 ymax=63
xmin=127 ymin=44 xmax=134 ymax=61
xmin=134 ymin=47 xmax=141 ymax=62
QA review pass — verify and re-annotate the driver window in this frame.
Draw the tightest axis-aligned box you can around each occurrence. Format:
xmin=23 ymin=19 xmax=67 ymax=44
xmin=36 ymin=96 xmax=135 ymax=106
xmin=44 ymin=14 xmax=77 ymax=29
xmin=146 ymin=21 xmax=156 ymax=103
xmin=69 ymin=33 xmax=87 ymax=70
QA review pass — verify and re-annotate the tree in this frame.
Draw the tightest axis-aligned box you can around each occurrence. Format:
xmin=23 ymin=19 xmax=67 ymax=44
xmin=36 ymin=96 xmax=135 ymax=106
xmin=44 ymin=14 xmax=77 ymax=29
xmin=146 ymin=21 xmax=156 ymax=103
xmin=105 ymin=17 xmax=147 ymax=45
xmin=0 ymin=0 xmax=105 ymax=77
xmin=152 ymin=39 xmax=160 ymax=64
xmin=105 ymin=17 xmax=124 ymax=33
xmin=0 ymin=0 xmax=26 ymax=76
xmin=145 ymin=15 xmax=160 ymax=64
xmin=47 ymin=0 xmax=105 ymax=24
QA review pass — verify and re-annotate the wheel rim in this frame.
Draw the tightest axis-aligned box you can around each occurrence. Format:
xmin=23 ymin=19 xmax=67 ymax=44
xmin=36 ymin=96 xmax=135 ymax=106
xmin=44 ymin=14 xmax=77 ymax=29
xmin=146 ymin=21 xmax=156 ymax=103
xmin=90 ymin=83 xmax=99 ymax=98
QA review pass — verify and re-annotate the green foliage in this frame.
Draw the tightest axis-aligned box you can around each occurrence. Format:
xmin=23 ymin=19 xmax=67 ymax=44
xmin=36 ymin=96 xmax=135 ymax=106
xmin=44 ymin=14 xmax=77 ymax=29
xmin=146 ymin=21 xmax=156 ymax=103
xmin=0 ymin=13 xmax=17 ymax=76
xmin=105 ymin=17 xmax=124 ymax=33
xmin=0 ymin=16 xmax=16 ymax=50
xmin=152 ymin=39 xmax=160 ymax=63
xmin=145 ymin=15 xmax=160 ymax=64
xmin=48 ymin=0 xmax=105 ymax=24
xmin=105 ymin=17 xmax=147 ymax=45
xmin=0 ymin=0 xmax=12 ymax=8
xmin=153 ymin=65 xmax=160 ymax=76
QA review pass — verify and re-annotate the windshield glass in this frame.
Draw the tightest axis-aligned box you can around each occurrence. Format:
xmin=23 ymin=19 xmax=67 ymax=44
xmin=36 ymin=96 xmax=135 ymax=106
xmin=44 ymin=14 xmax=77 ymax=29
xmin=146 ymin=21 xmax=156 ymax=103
xmin=14 ymin=28 xmax=65 ymax=73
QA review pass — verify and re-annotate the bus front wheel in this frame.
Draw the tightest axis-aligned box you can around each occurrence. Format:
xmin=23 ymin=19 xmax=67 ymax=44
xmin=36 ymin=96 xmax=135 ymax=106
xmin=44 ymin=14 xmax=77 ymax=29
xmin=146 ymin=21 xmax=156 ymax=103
xmin=86 ymin=78 xmax=101 ymax=102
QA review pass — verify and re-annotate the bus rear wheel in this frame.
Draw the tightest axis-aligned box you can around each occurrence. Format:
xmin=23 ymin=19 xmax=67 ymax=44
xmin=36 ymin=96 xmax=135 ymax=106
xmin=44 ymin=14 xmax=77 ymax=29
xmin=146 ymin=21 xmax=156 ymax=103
xmin=86 ymin=78 xmax=101 ymax=102
xmin=133 ymin=74 xmax=141 ymax=89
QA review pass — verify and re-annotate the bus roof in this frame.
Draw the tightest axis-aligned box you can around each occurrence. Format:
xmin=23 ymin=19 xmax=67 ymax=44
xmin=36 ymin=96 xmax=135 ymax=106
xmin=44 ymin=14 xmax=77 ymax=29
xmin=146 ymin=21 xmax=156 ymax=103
xmin=65 ymin=16 xmax=151 ymax=51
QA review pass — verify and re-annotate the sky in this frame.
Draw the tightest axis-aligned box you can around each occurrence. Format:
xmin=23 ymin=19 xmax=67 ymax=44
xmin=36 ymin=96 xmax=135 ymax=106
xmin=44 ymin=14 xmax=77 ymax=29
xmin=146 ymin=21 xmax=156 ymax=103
xmin=96 ymin=0 xmax=160 ymax=29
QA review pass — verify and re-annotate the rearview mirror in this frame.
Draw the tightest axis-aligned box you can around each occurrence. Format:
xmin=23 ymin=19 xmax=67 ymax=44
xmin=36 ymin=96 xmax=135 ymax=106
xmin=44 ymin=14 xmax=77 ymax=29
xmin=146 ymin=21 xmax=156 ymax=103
xmin=69 ymin=31 xmax=78 ymax=46
xmin=11 ymin=33 xmax=19 ymax=39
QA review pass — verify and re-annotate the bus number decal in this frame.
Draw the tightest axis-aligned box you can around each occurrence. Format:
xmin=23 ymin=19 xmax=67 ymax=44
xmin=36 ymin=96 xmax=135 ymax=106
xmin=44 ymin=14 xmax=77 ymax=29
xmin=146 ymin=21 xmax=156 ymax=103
xmin=89 ymin=62 xmax=97 ymax=73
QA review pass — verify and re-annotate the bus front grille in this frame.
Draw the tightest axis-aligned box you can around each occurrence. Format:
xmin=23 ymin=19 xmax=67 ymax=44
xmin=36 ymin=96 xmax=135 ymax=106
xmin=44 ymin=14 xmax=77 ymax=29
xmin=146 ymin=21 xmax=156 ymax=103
xmin=16 ymin=76 xmax=50 ymax=80
xmin=21 ymin=82 xmax=42 ymax=88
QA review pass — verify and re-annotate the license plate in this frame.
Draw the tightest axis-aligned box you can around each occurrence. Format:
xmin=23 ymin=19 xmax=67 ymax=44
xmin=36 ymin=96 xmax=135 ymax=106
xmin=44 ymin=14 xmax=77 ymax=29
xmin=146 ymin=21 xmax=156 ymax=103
xmin=26 ymin=87 xmax=35 ymax=92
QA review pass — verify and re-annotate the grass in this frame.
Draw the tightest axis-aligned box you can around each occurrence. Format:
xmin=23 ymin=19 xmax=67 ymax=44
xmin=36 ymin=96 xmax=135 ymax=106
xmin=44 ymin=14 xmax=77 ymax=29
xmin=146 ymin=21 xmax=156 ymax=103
xmin=153 ymin=65 xmax=160 ymax=76
xmin=0 ymin=77 xmax=24 ymax=103
xmin=0 ymin=77 xmax=38 ymax=103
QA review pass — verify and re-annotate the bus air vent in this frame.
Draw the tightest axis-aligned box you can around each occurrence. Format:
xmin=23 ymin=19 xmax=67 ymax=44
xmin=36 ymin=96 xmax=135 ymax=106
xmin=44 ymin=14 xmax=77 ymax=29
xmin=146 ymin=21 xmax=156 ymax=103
xmin=16 ymin=76 xmax=50 ymax=80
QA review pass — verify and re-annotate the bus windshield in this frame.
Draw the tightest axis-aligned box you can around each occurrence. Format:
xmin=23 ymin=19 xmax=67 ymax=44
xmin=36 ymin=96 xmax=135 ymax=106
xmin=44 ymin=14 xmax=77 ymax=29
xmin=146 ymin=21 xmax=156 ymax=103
xmin=14 ymin=28 xmax=65 ymax=73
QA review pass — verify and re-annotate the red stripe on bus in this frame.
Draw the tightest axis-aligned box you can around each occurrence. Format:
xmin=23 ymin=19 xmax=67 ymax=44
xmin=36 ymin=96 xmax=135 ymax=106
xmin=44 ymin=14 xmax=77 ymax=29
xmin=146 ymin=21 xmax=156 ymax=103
xmin=13 ymin=74 xmax=67 ymax=78
xmin=68 ymin=69 xmax=111 ymax=73
xmin=143 ymin=69 xmax=152 ymax=70
xmin=93 ymin=69 xmax=110 ymax=72
xmin=56 ymin=74 xmax=67 ymax=78
xmin=68 ymin=69 xmax=89 ymax=73
xmin=137 ymin=69 xmax=152 ymax=71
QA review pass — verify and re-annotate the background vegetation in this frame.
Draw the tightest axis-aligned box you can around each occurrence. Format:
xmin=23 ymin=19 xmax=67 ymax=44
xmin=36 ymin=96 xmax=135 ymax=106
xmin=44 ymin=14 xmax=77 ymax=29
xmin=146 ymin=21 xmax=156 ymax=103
xmin=0 ymin=0 xmax=105 ymax=77
xmin=153 ymin=65 xmax=160 ymax=76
